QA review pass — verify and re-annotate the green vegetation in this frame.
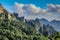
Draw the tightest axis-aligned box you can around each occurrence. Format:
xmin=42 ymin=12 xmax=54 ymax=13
xmin=54 ymin=32 xmax=60 ymax=40
xmin=0 ymin=10 xmax=48 ymax=40
xmin=0 ymin=5 xmax=60 ymax=40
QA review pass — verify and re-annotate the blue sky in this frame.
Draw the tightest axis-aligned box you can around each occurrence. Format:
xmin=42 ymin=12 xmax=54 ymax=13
xmin=0 ymin=0 xmax=60 ymax=12
xmin=0 ymin=0 xmax=60 ymax=21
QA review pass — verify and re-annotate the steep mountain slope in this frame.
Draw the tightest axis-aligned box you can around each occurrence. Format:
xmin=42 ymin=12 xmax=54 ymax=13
xmin=0 ymin=4 xmax=48 ymax=40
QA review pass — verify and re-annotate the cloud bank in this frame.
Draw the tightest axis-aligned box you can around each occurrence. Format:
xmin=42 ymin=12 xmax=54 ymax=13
xmin=14 ymin=2 xmax=60 ymax=21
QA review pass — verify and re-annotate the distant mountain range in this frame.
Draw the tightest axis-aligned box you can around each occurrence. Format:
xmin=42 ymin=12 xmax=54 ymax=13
xmin=13 ymin=13 xmax=57 ymax=36
xmin=40 ymin=18 xmax=49 ymax=25
xmin=40 ymin=18 xmax=60 ymax=31
xmin=14 ymin=12 xmax=60 ymax=32
xmin=49 ymin=20 xmax=60 ymax=31
xmin=14 ymin=14 xmax=60 ymax=32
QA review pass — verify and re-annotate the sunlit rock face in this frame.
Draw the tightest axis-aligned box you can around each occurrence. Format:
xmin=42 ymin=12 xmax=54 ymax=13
xmin=0 ymin=4 xmax=16 ymax=21
xmin=0 ymin=4 xmax=4 ymax=14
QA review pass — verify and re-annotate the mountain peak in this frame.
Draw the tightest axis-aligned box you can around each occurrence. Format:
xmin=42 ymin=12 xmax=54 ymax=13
xmin=0 ymin=4 xmax=4 ymax=13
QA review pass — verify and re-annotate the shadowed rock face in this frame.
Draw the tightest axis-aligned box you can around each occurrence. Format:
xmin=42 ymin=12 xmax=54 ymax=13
xmin=0 ymin=4 xmax=4 ymax=13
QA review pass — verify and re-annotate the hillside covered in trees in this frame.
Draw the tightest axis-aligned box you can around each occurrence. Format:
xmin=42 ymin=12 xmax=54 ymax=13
xmin=0 ymin=4 xmax=60 ymax=40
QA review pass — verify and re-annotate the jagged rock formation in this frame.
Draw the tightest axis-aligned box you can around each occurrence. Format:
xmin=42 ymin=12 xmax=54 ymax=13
xmin=0 ymin=4 xmax=49 ymax=40
xmin=13 ymin=13 xmax=25 ymax=22
xmin=13 ymin=12 xmax=57 ymax=37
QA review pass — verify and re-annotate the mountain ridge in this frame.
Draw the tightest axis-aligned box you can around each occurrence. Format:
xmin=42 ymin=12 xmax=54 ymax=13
xmin=0 ymin=4 xmax=49 ymax=40
xmin=39 ymin=18 xmax=60 ymax=31
xmin=0 ymin=4 xmax=60 ymax=40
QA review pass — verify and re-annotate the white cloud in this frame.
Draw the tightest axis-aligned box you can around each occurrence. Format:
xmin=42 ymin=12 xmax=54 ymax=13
xmin=47 ymin=4 xmax=56 ymax=9
xmin=15 ymin=2 xmax=24 ymax=8
xmin=47 ymin=4 xmax=60 ymax=14
xmin=56 ymin=4 xmax=60 ymax=13
xmin=14 ymin=2 xmax=60 ymax=21
xmin=24 ymin=4 xmax=41 ymax=13
xmin=15 ymin=2 xmax=47 ymax=14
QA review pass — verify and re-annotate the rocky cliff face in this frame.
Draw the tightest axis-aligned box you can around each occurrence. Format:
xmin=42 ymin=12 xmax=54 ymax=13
xmin=0 ymin=4 xmax=4 ymax=13
xmin=13 ymin=13 xmax=56 ymax=37
xmin=0 ymin=4 xmax=16 ymax=21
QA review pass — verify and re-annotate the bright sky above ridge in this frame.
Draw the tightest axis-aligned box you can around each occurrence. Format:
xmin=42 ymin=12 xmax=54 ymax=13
xmin=0 ymin=0 xmax=60 ymax=21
